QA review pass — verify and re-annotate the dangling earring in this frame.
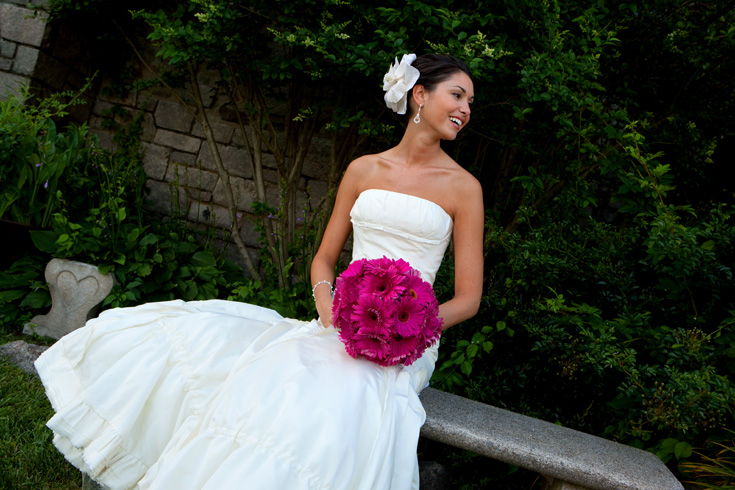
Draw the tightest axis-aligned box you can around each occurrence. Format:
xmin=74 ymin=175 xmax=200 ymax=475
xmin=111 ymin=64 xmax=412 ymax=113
xmin=413 ymin=104 xmax=422 ymax=124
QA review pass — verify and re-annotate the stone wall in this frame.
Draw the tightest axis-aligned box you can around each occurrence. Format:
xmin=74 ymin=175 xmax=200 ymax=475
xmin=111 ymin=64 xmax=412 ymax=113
xmin=87 ymin=73 xmax=331 ymax=263
xmin=0 ymin=0 xmax=48 ymax=98
xmin=0 ymin=0 xmax=96 ymax=121
xmin=0 ymin=0 xmax=332 ymax=268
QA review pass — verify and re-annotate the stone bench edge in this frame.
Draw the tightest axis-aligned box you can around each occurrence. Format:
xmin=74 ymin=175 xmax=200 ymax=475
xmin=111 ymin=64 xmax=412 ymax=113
xmin=419 ymin=387 xmax=684 ymax=490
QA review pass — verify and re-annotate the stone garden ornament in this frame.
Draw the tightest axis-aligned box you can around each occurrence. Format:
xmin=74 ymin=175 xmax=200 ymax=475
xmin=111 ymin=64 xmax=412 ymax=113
xmin=24 ymin=258 xmax=114 ymax=339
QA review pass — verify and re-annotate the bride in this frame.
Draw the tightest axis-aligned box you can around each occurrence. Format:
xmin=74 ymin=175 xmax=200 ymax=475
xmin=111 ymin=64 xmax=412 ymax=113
xmin=35 ymin=53 xmax=484 ymax=490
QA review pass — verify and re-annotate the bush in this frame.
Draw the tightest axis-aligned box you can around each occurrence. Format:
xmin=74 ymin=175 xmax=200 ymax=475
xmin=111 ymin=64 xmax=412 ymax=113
xmin=435 ymin=202 xmax=735 ymax=473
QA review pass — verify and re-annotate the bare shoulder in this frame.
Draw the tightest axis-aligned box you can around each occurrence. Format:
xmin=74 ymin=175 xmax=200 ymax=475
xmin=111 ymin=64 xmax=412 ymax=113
xmin=444 ymin=160 xmax=483 ymax=216
xmin=333 ymin=153 xmax=383 ymax=207
xmin=342 ymin=152 xmax=389 ymax=191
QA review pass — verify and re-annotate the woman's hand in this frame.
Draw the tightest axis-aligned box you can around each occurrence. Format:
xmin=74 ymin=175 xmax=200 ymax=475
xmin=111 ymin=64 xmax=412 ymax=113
xmin=314 ymin=285 xmax=334 ymax=328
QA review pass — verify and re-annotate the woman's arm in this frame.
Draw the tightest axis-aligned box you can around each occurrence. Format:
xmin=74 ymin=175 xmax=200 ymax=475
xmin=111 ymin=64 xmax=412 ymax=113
xmin=438 ymin=176 xmax=484 ymax=329
xmin=310 ymin=159 xmax=367 ymax=326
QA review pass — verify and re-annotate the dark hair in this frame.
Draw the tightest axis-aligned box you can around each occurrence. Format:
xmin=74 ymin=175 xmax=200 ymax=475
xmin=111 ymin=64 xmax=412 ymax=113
xmin=411 ymin=54 xmax=471 ymax=94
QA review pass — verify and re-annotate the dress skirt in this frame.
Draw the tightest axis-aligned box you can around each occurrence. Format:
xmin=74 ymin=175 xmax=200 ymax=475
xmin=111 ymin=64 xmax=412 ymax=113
xmin=35 ymin=299 xmax=438 ymax=490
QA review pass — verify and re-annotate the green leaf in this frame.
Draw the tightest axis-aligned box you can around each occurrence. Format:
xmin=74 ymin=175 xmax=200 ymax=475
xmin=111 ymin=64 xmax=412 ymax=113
xmin=20 ymin=290 xmax=50 ymax=309
xmin=460 ymin=360 xmax=472 ymax=376
xmin=30 ymin=230 xmax=61 ymax=253
xmin=192 ymin=251 xmax=216 ymax=267
xmin=467 ymin=343 xmax=479 ymax=358
xmin=138 ymin=263 xmax=153 ymax=277
xmin=140 ymin=233 xmax=158 ymax=247
xmin=0 ymin=290 xmax=26 ymax=303
xmin=674 ymin=441 xmax=692 ymax=459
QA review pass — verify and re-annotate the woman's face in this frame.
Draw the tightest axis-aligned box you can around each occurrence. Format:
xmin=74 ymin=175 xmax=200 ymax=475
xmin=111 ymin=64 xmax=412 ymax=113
xmin=420 ymin=71 xmax=474 ymax=140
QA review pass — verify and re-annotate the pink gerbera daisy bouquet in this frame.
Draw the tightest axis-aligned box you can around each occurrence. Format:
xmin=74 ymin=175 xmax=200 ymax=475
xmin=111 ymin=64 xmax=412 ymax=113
xmin=331 ymin=256 xmax=443 ymax=366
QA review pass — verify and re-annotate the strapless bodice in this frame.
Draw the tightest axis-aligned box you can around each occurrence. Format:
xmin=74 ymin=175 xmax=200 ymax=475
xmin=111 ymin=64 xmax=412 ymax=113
xmin=350 ymin=189 xmax=453 ymax=284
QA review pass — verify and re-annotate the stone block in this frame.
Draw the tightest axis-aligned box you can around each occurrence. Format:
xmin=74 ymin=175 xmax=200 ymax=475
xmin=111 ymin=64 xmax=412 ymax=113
xmin=302 ymin=136 xmax=331 ymax=180
xmin=231 ymin=125 xmax=256 ymax=147
xmin=0 ymin=38 xmax=17 ymax=58
xmin=165 ymin=164 xmax=218 ymax=192
xmin=0 ymin=340 xmax=48 ymax=377
xmin=92 ymin=99 xmax=116 ymax=117
xmin=29 ymin=50 xmax=68 ymax=89
xmin=88 ymin=115 xmax=106 ymax=130
xmin=197 ymin=142 xmax=252 ymax=178
xmin=186 ymin=188 xmax=211 ymax=203
xmin=187 ymin=202 xmax=233 ymax=230
xmin=141 ymin=142 xmax=171 ymax=180
xmin=264 ymin=181 xmax=282 ymax=208
xmin=144 ymin=179 xmax=189 ymax=217
xmin=192 ymin=119 xmax=235 ymax=145
xmin=90 ymin=128 xmax=116 ymax=152
xmin=12 ymin=44 xmax=39 ymax=76
xmin=170 ymin=150 xmax=197 ymax=166
xmin=261 ymin=152 xmax=278 ymax=170
xmin=23 ymin=259 xmax=114 ymax=340
xmin=140 ymin=112 xmax=156 ymax=142
xmin=154 ymin=99 xmax=194 ymax=133
xmin=212 ymin=175 xmax=258 ymax=211
xmin=198 ymin=84 xmax=216 ymax=108
xmin=306 ymin=179 xmax=328 ymax=208
xmin=0 ymin=57 xmax=11 ymax=70
xmin=0 ymin=69 xmax=26 ymax=100
xmin=154 ymin=129 xmax=202 ymax=154
xmin=262 ymin=168 xmax=280 ymax=184
xmin=239 ymin=220 xmax=261 ymax=249
xmin=0 ymin=4 xmax=48 ymax=47
xmin=136 ymin=92 xmax=158 ymax=112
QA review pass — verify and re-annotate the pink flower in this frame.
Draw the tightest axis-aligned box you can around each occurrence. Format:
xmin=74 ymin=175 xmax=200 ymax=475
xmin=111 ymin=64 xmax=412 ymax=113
xmin=394 ymin=296 xmax=424 ymax=337
xmin=363 ymin=272 xmax=405 ymax=300
xmin=354 ymin=330 xmax=392 ymax=363
xmin=351 ymin=294 xmax=388 ymax=332
xmin=332 ymin=257 xmax=443 ymax=366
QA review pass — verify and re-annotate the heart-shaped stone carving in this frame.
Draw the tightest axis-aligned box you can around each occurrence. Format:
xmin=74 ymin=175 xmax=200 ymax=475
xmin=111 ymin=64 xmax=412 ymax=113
xmin=57 ymin=271 xmax=100 ymax=309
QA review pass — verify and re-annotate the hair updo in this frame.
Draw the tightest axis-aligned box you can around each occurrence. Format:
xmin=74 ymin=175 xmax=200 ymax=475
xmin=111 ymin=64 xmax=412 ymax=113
xmin=407 ymin=54 xmax=471 ymax=115
xmin=411 ymin=54 xmax=471 ymax=93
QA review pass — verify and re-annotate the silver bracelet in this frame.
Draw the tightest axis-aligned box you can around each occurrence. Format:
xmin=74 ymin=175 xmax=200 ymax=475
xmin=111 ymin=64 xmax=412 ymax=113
xmin=312 ymin=280 xmax=333 ymax=300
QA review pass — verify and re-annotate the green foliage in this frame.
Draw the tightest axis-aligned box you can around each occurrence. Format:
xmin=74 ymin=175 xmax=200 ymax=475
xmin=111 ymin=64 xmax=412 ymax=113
xmin=0 ymin=87 xmax=245 ymax=323
xmin=681 ymin=430 xmax=735 ymax=489
xmin=31 ymin=212 xmax=238 ymax=309
xmin=0 ymin=256 xmax=51 ymax=331
xmin=436 ymin=202 xmax=735 ymax=469
xmin=0 ymin=83 xmax=94 ymax=228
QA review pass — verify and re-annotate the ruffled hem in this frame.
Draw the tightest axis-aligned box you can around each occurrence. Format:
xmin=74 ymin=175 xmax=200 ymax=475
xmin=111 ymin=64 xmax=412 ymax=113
xmin=36 ymin=337 xmax=149 ymax=490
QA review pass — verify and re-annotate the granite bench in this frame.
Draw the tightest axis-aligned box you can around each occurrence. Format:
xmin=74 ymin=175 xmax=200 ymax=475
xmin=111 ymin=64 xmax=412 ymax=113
xmin=419 ymin=387 xmax=684 ymax=490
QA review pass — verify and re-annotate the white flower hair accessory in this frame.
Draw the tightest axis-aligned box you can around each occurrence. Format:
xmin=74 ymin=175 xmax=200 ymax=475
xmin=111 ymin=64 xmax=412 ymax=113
xmin=383 ymin=54 xmax=420 ymax=115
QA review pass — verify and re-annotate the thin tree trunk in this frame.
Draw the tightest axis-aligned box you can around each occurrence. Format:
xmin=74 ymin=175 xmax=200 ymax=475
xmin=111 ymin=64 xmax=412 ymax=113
xmin=188 ymin=64 xmax=261 ymax=281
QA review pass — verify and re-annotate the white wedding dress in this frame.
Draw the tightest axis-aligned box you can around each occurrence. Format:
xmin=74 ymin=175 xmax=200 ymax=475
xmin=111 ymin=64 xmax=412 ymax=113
xmin=35 ymin=189 xmax=453 ymax=490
